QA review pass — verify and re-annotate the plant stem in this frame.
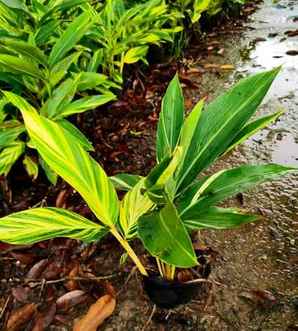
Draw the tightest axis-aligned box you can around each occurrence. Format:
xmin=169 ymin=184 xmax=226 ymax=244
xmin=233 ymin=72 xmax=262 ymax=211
xmin=110 ymin=227 xmax=148 ymax=277
xmin=156 ymin=258 xmax=164 ymax=278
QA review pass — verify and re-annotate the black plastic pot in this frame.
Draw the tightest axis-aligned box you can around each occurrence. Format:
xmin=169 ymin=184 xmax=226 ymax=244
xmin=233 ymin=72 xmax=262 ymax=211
xmin=143 ymin=249 xmax=214 ymax=309
xmin=143 ymin=275 xmax=203 ymax=309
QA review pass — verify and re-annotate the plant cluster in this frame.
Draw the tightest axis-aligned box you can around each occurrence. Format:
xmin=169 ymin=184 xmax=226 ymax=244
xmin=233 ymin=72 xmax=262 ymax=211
xmin=0 ymin=0 xmax=251 ymax=180
xmin=0 ymin=68 xmax=295 ymax=283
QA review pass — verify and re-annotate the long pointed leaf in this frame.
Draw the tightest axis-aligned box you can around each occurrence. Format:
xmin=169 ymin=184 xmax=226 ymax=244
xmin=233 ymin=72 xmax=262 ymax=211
xmin=4 ymin=92 xmax=119 ymax=227
xmin=179 ymin=164 xmax=296 ymax=218
xmin=0 ymin=207 xmax=107 ymax=244
xmin=156 ymin=74 xmax=184 ymax=162
xmin=182 ymin=206 xmax=258 ymax=230
xmin=48 ymin=12 xmax=94 ymax=67
xmin=138 ymin=201 xmax=197 ymax=268
xmin=176 ymin=68 xmax=280 ymax=192
xmin=224 ymin=110 xmax=283 ymax=154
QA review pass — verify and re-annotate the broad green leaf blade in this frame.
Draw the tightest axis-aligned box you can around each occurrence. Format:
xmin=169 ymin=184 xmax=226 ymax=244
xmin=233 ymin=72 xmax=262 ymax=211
xmin=224 ymin=110 xmax=283 ymax=154
xmin=23 ymin=155 xmax=38 ymax=180
xmin=58 ymin=119 xmax=94 ymax=151
xmin=0 ymin=142 xmax=24 ymax=175
xmin=110 ymin=173 xmax=143 ymax=191
xmin=177 ymin=99 xmax=204 ymax=176
xmin=179 ymin=164 xmax=296 ymax=218
xmin=49 ymin=52 xmax=81 ymax=88
xmin=146 ymin=147 xmax=182 ymax=190
xmin=0 ymin=207 xmax=107 ymax=244
xmin=78 ymin=72 xmax=108 ymax=91
xmin=120 ymin=179 xmax=154 ymax=239
xmin=123 ymin=46 xmax=149 ymax=64
xmin=182 ymin=207 xmax=258 ymax=230
xmin=1 ymin=39 xmax=48 ymax=67
xmin=0 ymin=54 xmax=45 ymax=80
xmin=40 ymin=77 xmax=80 ymax=118
xmin=156 ymin=74 xmax=184 ymax=162
xmin=176 ymin=68 xmax=280 ymax=192
xmin=3 ymin=91 xmax=37 ymax=114
xmin=39 ymin=156 xmax=57 ymax=185
xmin=0 ymin=123 xmax=24 ymax=148
xmin=19 ymin=108 xmax=119 ymax=227
xmin=138 ymin=201 xmax=197 ymax=268
xmin=48 ymin=12 xmax=94 ymax=67
xmin=56 ymin=93 xmax=116 ymax=118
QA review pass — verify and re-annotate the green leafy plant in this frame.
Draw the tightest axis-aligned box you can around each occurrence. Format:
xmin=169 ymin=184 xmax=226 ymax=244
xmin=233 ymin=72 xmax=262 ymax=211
xmin=0 ymin=1 xmax=116 ymax=181
xmin=87 ymin=0 xmax=182 ymax=83
xmin=0 ymin=69 xmax=294 ymax=282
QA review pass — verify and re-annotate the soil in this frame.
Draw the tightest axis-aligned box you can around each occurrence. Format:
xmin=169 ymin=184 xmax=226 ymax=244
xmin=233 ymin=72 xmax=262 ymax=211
xmin=1 ymin=0 xmax=298 ymax=330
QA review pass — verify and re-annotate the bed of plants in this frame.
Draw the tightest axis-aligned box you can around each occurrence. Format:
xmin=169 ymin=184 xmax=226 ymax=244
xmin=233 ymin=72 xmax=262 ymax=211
xmin=1 ymin=0 xmax=295 ymax=330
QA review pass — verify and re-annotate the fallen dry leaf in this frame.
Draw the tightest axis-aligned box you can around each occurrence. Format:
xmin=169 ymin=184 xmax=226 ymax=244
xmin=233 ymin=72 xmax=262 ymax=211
xmin=6 ymin=303 xmax=36 ymax=331
xmin=31 ymin=303 xmax=56 ymax=331
xmin=26 ymin=259 xmax=49 ymax=279
xmin=220 ymin=64 xmax=235 ymax=70
xmin=56 ymin=290 xmax=88 ymax=310
xmin=73 ymin=295 xmax=116 ymax=331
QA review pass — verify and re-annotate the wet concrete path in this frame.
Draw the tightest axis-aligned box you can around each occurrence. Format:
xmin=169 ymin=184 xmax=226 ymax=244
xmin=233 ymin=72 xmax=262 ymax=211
xmin=186 ymin=0 xmax=298 ymax=329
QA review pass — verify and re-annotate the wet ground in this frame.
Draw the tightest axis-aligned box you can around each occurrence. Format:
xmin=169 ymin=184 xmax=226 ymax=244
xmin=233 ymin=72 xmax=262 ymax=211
xmin=0 ymin=1 xmax=297 ymax=330
xmin=185 ymin=0 xmax=298 ymax=329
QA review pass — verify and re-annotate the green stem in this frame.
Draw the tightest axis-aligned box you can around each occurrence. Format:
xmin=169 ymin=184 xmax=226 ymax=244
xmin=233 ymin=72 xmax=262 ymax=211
xmin=110 ymin=227 xmax=148 ymax=277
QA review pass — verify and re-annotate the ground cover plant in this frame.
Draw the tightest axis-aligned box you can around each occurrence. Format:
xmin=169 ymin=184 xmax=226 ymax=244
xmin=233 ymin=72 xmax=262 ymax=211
xmin=0 ymin=68 xmax=296 ymax=310
xmin=0 ymin=0 xmax=252 ymax=183
xmin=0 ymin=1 xmax=117 ymax=181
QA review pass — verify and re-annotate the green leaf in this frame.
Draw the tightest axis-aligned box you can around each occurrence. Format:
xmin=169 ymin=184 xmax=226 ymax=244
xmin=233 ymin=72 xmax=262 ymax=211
xmin=145 ymin=147 xmax=183 ymax=202
xmin=120 ymin=178 xmax=154 ymax=239
xmin=0 ymin=207 xmax=107 ymax=244
xmin=2 ymin=90 xmax=37 ymax=114
xmin=41 ymin=77 xmax=80 ymax=118
xmin=57 ymin=119 xmax=94 ymax=151
xmin=20 ymin=107 xmax=119 ymax=227
xmin=123 ymin=46 xmax=149 ymax=64
xmin=1 ymin=39 xmax=48 ymax=67
xmin=39 ymin=156 xmax=57 ymax=185
xmin=0 ymin=142 xmax=24 ymax=175
xmin=179 ymin=164 xmax=296 ymax=218
xmin=48 ymin=12 xmax=94 ymax=67
xmin=77 ymin=72 xmax=108 ymax=91
xmin=0 ymin=54 xmax=45 ymax=80
xmin=176 ymin=68 xmax=281 ymax=192
xmin=182 ymin=206 xmax=258 ymax=230
xmin=156 ymin=74 xmax=184 ymax=162
xmin=0 ymin=123 xmax=24 ymax=148
xmin=138 ymin=201 xmax=197 ymax=268
xmin=23 ymin=155 xmax=38 ymax=180
xmin=0 ymin=0 xmax=27 ymax=11
xmin=110 ymin=173 xmax=143 ymax=191
xmin=225 ymin=110 xmax=284 ymax=154
xmin=49 ymin=52 xmax=81 ymax=88
xmin=56 ymin=93 xmax=116 ymax=118
xmin=177 ymin=99 xmax=204 ymax=174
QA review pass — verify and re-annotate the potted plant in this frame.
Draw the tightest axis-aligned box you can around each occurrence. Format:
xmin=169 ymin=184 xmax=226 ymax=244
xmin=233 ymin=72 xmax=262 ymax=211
xmin=0 ymin=68 xmax=295 ymax=309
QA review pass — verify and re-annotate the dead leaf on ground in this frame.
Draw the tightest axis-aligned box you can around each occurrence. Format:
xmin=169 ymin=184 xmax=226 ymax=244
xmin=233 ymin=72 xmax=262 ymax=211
xmin=32 ymin=303 xmax=56 ymax=331
xmin=26 ymin=259 xmax=49 ymax=279
xmin=73 ymin=295 xmax=116 ymax=331
xmin=220 ymin=64 xmax=235 ymax=70
xmin=6 ymin=303 xmax=36 ymax=331
xmin=239 ymin=289 xmax=277 ymax=307
xmin=11 ymin=286 xmax=30 ymax=303
xmin=56 ymin=290 xmax=88 ymax=310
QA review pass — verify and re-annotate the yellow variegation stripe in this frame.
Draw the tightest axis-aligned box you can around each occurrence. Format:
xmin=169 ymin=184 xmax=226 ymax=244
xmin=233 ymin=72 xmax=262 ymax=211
xmin=0 ymin=207 xmax=107 ymax=244
xmin=120 ymin=179 xmax=154 ymax=239
xmin=4 ymin=92 xmax=119 ymax=227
